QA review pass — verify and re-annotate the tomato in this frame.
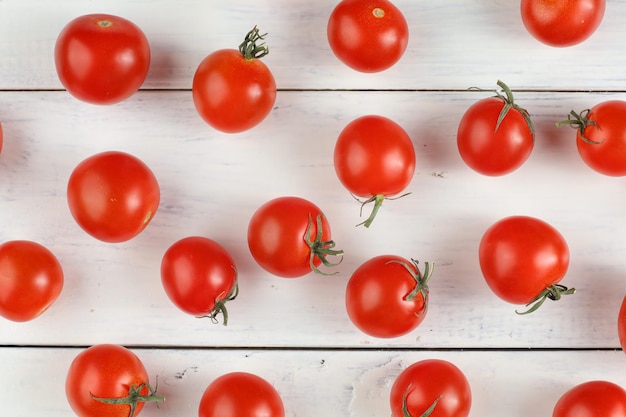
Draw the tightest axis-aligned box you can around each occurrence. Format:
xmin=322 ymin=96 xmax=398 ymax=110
xmin=67 ymin=151 xmax=160 ymax=243
xmin=521 ymin=0 xmax=606 ymax=47
xmin=553 ymin=380 xmax=626 ymax=417
xmin=390 ymin=359 xmax=471 ymax=417
xmin=457 ymin=80 xmax=534 ymax=176
xmin=0 ymin=240 xmax=63 ymax=322
xmin=345 ymin=255 xmax=433 ymax=338
xmin=557 ymin=100 xmax=626 ymax=176
xmin=54 ymin=14 xmax=150 ymax=105
xmin=334 ymin=115 xmax=415 ymax=227
xmin=618 ymin=294 xmax=626 ymax=353
xmin=192 ymin=26 xmax=276 ymax=133
xmin=247 ymin=196 xmax=343 ymax=278
xmin=327 ymin=0 xmax=409 ymax=72
xmin=479 ymin=215 xmax=573 ymax=314
xmin=198 ymin=372 xmax=284 ymax=417
xmin=161 ymin=236 xmax=238 ymax=324
xmin=66 ymin=344 xmax=164 ymax=417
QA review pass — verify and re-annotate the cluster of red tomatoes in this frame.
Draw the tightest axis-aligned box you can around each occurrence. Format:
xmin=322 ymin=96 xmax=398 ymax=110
xmin=1 ymin=0 xmax=625 ymax=417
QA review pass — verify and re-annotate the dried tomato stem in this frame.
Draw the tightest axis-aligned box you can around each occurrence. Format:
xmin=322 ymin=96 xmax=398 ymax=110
xmin=239 ymin=26 xmax=269 ymax=60
xmin=515 ymin=284 xmax=576 ymax=315
xmin=90 ymin=381 xmax=165 ymax=417
xmin=304 ymin=214 xmax=344 ymax=275
xmin=555 ymin=109 xmax=601 ymax=144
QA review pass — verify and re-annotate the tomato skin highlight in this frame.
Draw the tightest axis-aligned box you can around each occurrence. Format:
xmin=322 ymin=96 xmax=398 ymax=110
xmin=390 ymin=359 xmax=472 ymax=417
xmin=0 ymin=240 xmax=64 ymax=322
xmin=327 ymin=0 xmax=409 ymax=72
xmin=618 ymin=295 xmax=626 ymax=353
xmin=521 ymin=0 xmax=606 ymax=47
xmin=479 ymin=216 xmax=570 ymax=306
xmin=67 ymin=151 xmax=160 ymax=243
xmin=198 ymin=372 xmax=285 ymax=417
xmin=54 ymin=14 xmax=151 ymax=104
xmin=552 ymin=380 xmax=626 ymax=417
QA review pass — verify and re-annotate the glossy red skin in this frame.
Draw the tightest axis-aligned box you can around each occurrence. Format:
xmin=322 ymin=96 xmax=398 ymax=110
xmin=553 ymin=380 xmax=626 ymax=417
xmin=390 ymin=359 xmax=472 ymax=417
xmin=161 ymin=236 xmax=237 ymax=316
xmin=0 ymin=240 xmax=63 ymax=322
xmin=192 ymin=49 xmax=276 ymax=133
xmin=327 ymin=0 xmax=409 ymax=72
xmin=67 ymin=151 xmax=160 ymax=243
xmin=334 ymin=115 xmax=415 ymax=197
xmin=199 ymin=372 xmax=284 ymax=417
xmin=66 ymin=344 xmax=151 ymax=417
xmin=479 ymin=216 xmax=570 ymax=305
xmin=345 ymin=255 xmax=427 ymax=338
xmin=521 ymin=0 xmax=605 ymax=47
xmin=247 ymin=196 xmax=332 ymax=278
xmin=457 ymin=97 xmax=533 ymax=176
xmin=618 ymin=295 xmax=626 ymax=353
xmin=575 ymin=100 xmax=626 ymax=176
xmin=54 ymin=14 xmax=150 ymax=104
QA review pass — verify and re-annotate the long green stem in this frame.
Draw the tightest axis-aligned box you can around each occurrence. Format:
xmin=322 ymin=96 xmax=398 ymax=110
xmin=90 ymin=381 xmax=165 ymax=417
xmin=304 ymin=214 xmax=344 ymax=275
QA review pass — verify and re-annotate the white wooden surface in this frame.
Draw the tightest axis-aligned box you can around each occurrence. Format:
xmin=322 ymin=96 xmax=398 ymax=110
xmin=2 ymin=1 xmax=626 ymax=416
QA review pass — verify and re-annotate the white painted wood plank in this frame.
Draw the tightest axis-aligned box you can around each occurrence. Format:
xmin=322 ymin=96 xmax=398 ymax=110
xmin=0 ymin=90 xmax=624 ymax=348
xmin=1 ymin=1 xmax=625 ymax=91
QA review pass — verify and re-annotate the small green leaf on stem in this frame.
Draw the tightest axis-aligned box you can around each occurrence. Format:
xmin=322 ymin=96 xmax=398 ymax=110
xmin=90 ymin=380 xmax=165 ymax=417
xmin=239 ymin=26 xmax=269 ymax=60
xmin=555 ymin=109 xmax=602 ymax=145
xmin=515 ymin=284 xmax=576 ymax=315
xmin=493 ymin=80 xmax=535 ymax=140
xmin=304 ymin=213 xmax=344 ymax=275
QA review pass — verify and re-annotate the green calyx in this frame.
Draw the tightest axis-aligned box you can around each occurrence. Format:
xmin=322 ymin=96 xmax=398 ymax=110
xmin=493 ymin=80 xmax=535 ymax=140
xmin=304 ymin=213 xmax=344 ymax=275
xmin=401 ymin=384 xmax=442 ymax=417
xmin=515 ymin=284 xmax=576 ymax=315
xmin=197 ymin=273 xmax=239 ymax=326
xmin=353 ymin=192 xmax=411 ymax=228
xmin=90 ymin=381 xmax=165 ymax=417
xmin=239 ymin=26 xmax=269 ymax=60
xmin=555 ymin=109 xmax=602 ymax=145
xmin=386 ymin=259 xmax=434 ymax=317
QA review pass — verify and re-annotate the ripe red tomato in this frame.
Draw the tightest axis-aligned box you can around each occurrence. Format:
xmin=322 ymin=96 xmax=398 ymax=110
xmin=618 ymin=294 xmax=626 ymax=353
xmin=521 ymin=0 xmax=606 ymax=47
xmin=390 ymin=359 xmax=472 ymax=417
xmin=334 ymin=115 xmax=415 ymax=227
xmin=67 ymin=151 xmax=160 ymax=243
xmin=192 ymin=26 xmax=276 ymax=133
xmin=247 ymin=196 xmax=343 ymax=278
xmin=345 ymin=255 xmax=433 ymax=338
xmin=198 ymin=372 xmax=284 ymax=417
xmin=457 ymin=80 xmax=534 ymax=176
xmin=479 ymin=215 xmax=573 ymax=314
xmin=65 ymin=344 xmax=164 ymax=417
xmin=553 ymin=380 xmax=626 ymax=417
xmin=54 ymin=14 xmax=151 ymax=105
xmin=327 ymin=0 xmax=409 ymax=72
xmin=0 ymin=240 xmax=64 ymax=322
xmin=161 ymin=236 xmax=238 ymax=324
xmin=557 ymin=100 xmax=626 ymax=176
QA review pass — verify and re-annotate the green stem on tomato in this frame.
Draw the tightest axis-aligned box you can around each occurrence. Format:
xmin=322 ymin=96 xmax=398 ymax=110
xmin=197 ymin=271 xmax=239 ymax=326
xmin=493 ymin=80 xmax=535 ymax=140
xmin=304 ymin=213 xmax=344 ymax=275
xmin=354 ymin=192 xmax=411 ymax=228
xmin=401 ymin=384 xmax=442 ymax=417
xmin=515 ymin=284 xmax=576 ymax=315
xmin=386 ymin=259 xmax=434 ymax=318
xmin=90 ymin=380 xmax=165 ymax=417
xmin=239 ymin=26 xmax=269 ymax=60
xmin=555 ymin=109 xmax=602 ymax=145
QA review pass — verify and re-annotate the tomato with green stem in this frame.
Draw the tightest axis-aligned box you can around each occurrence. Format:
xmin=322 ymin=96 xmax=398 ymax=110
xmin=65 ymin=344 xmax=164 ymax=417
xmin=192 ymin=26 xmax=276 ymax=133
xmin=479 ymin=215 xmax=574 ymax=314
xmin=0 ymin=240 xmax=64 ymax=322
xmin=390 ymin=359 xmax=472 ymax=417
xmin=457 ymin=80 xmax=534 ymax=176
xmin=557 ymin=100 xmax=626 ymax=176
xmin=553 ymin=380 xmax=626 ymax=417
xmin=345 ymin=255 xmax=433 ymax=338
xmin=161 ymin=236 xmax=238 ymax=325
xmin=247 ymin=196 xmax=343 ymax=278
xmin=334 ymin=115 xmax=415 ymax=227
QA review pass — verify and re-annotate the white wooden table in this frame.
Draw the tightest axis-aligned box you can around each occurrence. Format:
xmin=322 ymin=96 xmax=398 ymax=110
xmin=2 ymin=1 xmax=626 ymax=416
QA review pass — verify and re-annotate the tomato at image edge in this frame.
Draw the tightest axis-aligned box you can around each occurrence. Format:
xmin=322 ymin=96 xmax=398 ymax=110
xmin=618 ymin=294 xmax=626 ymax=353
xmin=327 ymin=0 xmax=409 ymax=73
xmin=0 ymin=240 xmax=64 ymax=322
xmin=54 ymin=13 xmax=151 ymax=105
xmin=552 ymin=380 xmax=626 ymax=417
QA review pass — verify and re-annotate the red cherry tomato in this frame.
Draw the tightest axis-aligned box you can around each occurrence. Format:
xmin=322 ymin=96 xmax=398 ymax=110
xmin=192 ymin=27 xmax=276 ymax=133
xmin=247 ymin=196 xmax=343 ymax=278
xmin=334 ymin=115 xmax=415 ymax=227
xmin=479 ymin=215 xmax=573 ymax=314
xmin=553 ymin=380 xmax=626 ymax=417
xmin=66 ymin=344 xmax=164 ymax=417
xmin=457 ymin=80 xmax=534 ymax=176
xmin=54 ymin=14 xmax=151 ymax=104
xmin=327 ymin=0 xmax=409 ymax=72
xmin=521 ymin=0 xmax=606 ymax=47
xmin=618 ymin=294 xmax=626 ymax=353
xmin=390 ymin=359 xmax=472 ymax=417
xmin=345 ymin=255 xmax=433 ymax=338
xmin=198 ymin=372 xmax=284 ymax=417
xmin=0 ymin=240 xmax=64 ymax=322
xmin=161 ymin=236 xmax=238 ymax=324
xmin=67 ymin=151 xmax=160 ymax=243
